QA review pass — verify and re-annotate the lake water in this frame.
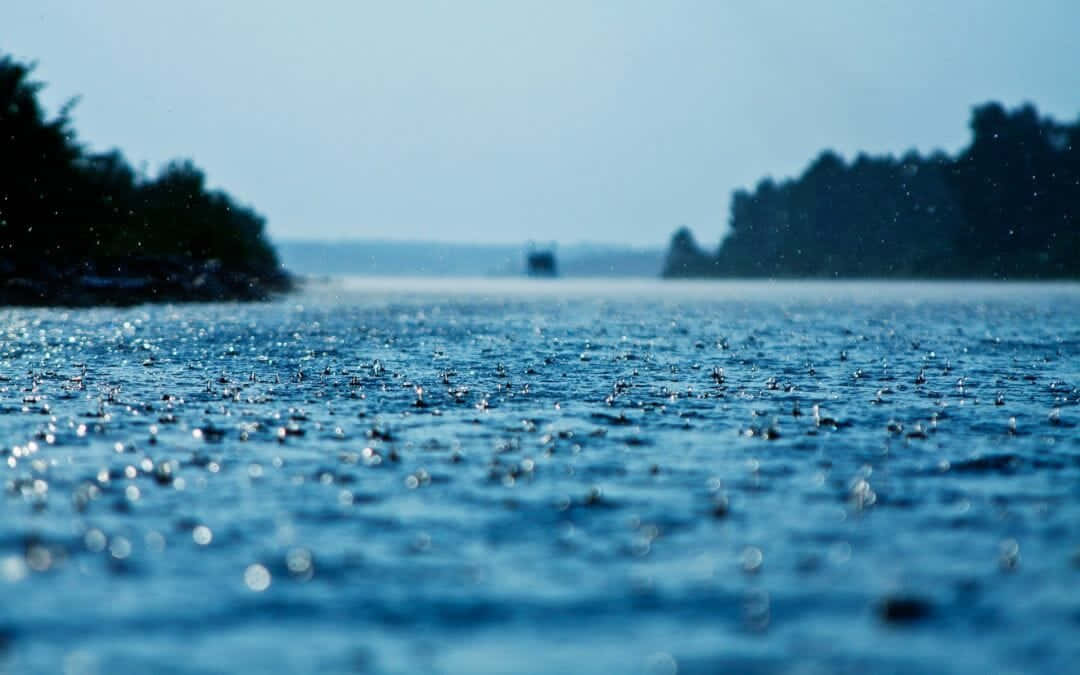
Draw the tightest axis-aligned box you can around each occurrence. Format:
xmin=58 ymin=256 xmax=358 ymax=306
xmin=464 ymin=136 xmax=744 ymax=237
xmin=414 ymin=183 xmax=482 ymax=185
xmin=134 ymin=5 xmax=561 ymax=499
xmin=1 ymin=279 xmax=1078 ymax=674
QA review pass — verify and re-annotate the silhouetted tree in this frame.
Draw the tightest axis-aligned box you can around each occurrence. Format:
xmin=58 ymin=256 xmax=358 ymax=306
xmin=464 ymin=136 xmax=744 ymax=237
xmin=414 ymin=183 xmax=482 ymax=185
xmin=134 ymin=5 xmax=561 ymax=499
xmin=0 ymin=54 xmax=289 ymax=304
xmin=661 ymin=226 xmax=716 ymax=277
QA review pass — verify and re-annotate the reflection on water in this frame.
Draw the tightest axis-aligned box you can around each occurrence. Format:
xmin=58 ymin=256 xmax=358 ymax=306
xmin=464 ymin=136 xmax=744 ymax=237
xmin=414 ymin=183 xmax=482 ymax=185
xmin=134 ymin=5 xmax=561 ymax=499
xmin=1 ymin=280 xmax=1078 ymax=673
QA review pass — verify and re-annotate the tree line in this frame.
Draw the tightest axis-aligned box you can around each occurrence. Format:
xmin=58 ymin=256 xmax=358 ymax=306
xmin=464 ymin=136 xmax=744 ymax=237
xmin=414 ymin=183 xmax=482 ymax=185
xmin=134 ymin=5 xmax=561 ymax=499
xmin=664 ymin=102 xmax=1080 ymax=279
xmin=0 ymin=54 xmax=288 ymax=303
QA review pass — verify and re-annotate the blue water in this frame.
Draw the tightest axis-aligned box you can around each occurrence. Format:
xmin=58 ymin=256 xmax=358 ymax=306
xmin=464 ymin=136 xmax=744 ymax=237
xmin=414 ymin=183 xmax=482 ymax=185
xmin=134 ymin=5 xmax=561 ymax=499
xmin=1 ymin=279 xmax=1078 ymax=674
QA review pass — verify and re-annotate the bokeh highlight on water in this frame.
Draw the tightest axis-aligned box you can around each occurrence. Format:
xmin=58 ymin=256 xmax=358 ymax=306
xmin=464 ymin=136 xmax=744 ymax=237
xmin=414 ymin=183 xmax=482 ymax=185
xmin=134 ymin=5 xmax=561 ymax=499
xmin=1 ymin=279 xmax=1078 ymax=674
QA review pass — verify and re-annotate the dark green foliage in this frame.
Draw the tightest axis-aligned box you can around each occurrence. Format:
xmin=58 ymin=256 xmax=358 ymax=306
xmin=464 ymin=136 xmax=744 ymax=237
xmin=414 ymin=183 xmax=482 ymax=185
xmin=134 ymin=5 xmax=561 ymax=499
xmin=662 ymin=227 xmax=718 ymax=277
xmin=664 ymin=103 xmax=1080 ymax=279
xmin=0 ymin=54 xmax=289 ymax=304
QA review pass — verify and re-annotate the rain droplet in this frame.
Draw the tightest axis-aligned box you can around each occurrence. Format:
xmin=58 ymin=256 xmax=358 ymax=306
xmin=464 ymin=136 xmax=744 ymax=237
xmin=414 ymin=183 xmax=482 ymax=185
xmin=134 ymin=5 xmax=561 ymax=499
xmin=192 ymin=525 xmax=213 ymax=546
xmin=244 ymin=563 xmax=271 ymax=591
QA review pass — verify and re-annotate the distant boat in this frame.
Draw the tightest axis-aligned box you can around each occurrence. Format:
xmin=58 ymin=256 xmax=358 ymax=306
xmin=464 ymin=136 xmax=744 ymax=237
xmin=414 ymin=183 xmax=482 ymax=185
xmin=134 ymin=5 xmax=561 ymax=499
xmin=526 ymin=244 xmax=558 ymax=277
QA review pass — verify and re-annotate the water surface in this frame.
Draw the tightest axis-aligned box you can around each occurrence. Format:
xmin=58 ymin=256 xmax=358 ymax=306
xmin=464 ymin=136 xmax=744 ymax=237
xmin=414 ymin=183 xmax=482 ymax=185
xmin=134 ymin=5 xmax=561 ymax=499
xmin=1 ymin=279 xmax=1078 ymax=674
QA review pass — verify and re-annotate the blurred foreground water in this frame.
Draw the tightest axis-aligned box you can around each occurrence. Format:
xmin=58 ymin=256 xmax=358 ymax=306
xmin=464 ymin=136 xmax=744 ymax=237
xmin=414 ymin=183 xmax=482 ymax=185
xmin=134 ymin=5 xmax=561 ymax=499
xmin=1 ymin=279 xmax=1078 ymax=674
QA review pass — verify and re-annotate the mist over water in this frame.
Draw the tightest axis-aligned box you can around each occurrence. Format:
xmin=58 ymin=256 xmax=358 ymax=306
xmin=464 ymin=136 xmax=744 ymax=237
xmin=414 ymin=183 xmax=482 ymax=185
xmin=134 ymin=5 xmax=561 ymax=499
xmin=1 ymin=280 xmax=1078 ymax=673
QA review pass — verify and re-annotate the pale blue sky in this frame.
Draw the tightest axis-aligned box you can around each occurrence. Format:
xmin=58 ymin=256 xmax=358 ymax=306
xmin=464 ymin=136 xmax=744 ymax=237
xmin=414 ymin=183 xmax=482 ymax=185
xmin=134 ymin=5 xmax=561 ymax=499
xmin=4 ymin=1 xmax=1079 ymax=246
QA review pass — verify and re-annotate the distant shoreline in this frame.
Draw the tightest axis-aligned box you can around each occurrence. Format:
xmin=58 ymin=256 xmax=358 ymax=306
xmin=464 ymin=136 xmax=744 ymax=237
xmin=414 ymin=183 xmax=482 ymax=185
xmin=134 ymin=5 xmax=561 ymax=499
xmin=662 ymin=102 xmax=1080 ymax=281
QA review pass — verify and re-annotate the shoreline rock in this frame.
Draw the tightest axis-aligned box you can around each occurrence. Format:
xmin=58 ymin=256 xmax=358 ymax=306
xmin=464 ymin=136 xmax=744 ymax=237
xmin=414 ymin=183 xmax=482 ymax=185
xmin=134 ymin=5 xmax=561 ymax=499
xmin=0 ymin=256 xmax=293 ymax=307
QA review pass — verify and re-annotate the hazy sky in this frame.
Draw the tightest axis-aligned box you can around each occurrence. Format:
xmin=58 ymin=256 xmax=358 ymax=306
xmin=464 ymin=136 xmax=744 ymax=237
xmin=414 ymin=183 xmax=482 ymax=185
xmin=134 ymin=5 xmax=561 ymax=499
xmin=5 ymin=1 xmax=1080 ymax=247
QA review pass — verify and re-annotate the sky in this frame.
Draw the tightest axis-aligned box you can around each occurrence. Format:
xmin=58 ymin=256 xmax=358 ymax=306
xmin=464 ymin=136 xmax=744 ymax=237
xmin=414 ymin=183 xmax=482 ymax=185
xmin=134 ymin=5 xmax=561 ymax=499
xmin=4 ymin=1 xmax=1080 ymax=247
